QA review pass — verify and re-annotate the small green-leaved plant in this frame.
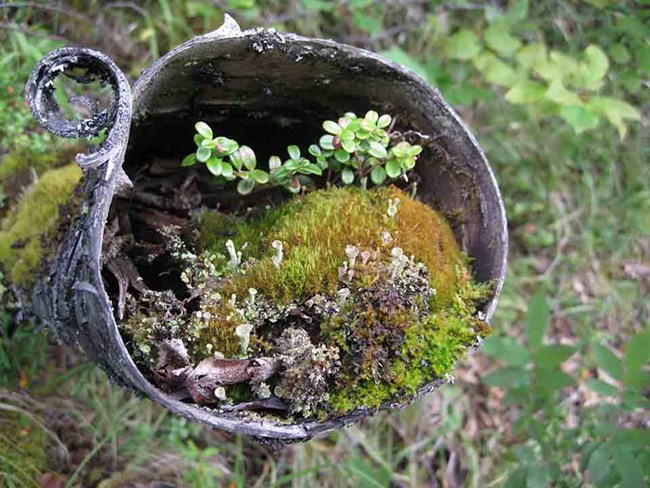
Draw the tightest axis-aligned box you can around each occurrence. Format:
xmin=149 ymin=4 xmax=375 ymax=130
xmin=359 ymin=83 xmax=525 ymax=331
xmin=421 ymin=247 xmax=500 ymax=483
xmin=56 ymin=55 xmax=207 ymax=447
xmin=182 ymin=111 xmax=423 ymax=195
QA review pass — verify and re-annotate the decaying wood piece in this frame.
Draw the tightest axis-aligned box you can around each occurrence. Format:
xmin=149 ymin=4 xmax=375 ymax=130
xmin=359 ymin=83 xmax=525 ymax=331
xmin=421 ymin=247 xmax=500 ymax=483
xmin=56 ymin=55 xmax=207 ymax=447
xmin=153 ymin=339 xmax=282 ymax=409
xmin=24 ymin=15 xmax=507 ymax=442
xmin=186 ymin=357 xmax=281 ymax=404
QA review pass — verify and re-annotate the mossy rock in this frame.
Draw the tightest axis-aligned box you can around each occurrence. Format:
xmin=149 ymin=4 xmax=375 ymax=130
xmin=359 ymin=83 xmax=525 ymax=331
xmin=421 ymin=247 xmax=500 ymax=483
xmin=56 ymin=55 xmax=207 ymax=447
xmin=0 ymin=163 xmax=82 ymax=288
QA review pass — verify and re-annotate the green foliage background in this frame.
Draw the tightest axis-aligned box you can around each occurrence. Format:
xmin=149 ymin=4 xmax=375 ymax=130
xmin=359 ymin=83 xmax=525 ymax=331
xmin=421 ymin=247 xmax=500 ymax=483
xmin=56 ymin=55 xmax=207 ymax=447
xmin=0 ymin=1 xmax=647 ymax=486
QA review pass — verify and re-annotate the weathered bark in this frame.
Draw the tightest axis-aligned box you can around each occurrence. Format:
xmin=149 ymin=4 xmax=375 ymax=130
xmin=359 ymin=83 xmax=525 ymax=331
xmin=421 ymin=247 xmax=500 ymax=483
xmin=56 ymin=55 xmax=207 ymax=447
xmin=24 ymin=16 xmax=507 ymax=443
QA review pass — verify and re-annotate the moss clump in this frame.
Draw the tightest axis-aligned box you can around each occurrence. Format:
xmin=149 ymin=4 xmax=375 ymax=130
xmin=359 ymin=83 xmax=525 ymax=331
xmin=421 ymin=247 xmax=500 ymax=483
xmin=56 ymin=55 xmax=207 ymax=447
xmin=203 ymin=186 xmax=468 ymax=304
xmin=328 ymin=268 xmax=491 ymax=413
xmin=0 ymin=146 xmax=80 ymax=207
xmin=0 ymin=164 xmax=82 ymax=288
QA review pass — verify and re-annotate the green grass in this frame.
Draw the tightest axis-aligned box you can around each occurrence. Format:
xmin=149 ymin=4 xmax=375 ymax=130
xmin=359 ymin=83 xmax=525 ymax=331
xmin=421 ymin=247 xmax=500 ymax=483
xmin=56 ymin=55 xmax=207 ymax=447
xmin=0 ymin=1 xmax=647 ymax=486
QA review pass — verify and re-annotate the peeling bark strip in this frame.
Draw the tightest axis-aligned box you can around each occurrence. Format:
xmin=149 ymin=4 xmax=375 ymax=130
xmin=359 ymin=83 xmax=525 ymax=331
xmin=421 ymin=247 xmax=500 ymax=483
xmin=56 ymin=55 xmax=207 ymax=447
xmin=24 ymin=15 xmax=507 ymax=442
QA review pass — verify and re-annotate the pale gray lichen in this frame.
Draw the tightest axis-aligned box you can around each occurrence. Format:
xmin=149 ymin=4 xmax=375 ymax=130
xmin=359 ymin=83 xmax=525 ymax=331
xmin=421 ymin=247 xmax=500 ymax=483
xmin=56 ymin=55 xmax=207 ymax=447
xmin=273 ymin=327 xmax=340 ymax=417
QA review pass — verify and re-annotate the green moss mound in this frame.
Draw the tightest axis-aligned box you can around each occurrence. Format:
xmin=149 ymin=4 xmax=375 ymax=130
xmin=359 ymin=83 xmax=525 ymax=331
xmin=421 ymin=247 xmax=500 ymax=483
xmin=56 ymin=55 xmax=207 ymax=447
xmin=201 ymin=186 xmax=468 ymax=305
xmin=0 ymin=163 xmax=82 ymax=288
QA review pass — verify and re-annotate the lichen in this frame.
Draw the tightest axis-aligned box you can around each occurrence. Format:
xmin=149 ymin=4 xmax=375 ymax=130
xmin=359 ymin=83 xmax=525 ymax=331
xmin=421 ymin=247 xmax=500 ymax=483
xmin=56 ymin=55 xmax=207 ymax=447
xmin=0 ymin=163 xmax=82 ymax=288
xmin=272 ymin=327 xmax=340 ymax=418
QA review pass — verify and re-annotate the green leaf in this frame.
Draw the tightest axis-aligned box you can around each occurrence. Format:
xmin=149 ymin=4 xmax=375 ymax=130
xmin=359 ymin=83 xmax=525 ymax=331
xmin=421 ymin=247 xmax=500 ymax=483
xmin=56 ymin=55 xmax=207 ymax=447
xmin=483 ymin=366 xmax=531 ymax=388
xmin=484 ymin=22 xmax=522 ymax=58
xmin=525 ymin=293 xmax=549 ymax=350
xmin=577 ymin=45 xmax=609 ymax=90
xmin=287 ymin=145 xmax=301 ymax=160
xmin=609 ymin=43 xmax=631 ymax=65
xmin=624 ymin=328 xmax=650 ymax=390
xmin=592 ymin=343 xmax=624 ymax=381
xmin=196 ymin=147 xmax=211 ymax=162
xmin=612 ymin=429 xmax=650 ymax=450
xmin=515 ymin=42 xmax=547 ymax=70
xmin=341 ymin=140 xmax=356 ymax=153
xmin=181 ymin=153 xmax=196 ymax=167
xmin=341 ymin=168 xmax=355 ymax=185
xmin=200 ymin=138 xmax=216 ymax=149
xmin=230 ymin=145 xmax=256 ymax=170
xmin=505 ymin=0 xmax=529 ymax=24
xmin=401 ymin=156 xmax=416 ymax=171
xmin=377 ymin=114 xmax=391 ymax=128
xmin=612 ymin=451 xmax=645 ymax=488
xmin=505 ymin=80 xmax=545 ymax=104
xmin=323 ymin=120 xmax=342 ymax=135
xmin=237 ymin=178 xmax=255 ymax=195
xmin=379 ymin=47 xmax=429 ymax=81
xmin=320 ymin=134 xmax=335 ymax=150
xmin=586 ymin=445 xmax=611 ymax=485
xmin=535 ymin=368 xmax=574 ymax=390
xmin=214 ymin=137 xmax=239 ymax=156
xmin=334 ymin=149 xmax=350 ymax=163
xmin=446 ymin=30 xmax=482 ymax=61
xmin=588 ymin=97 xmax=641 ymax=139
xmin=220 ymin=162 xmax=233 ymax=178
xmin=370 ymin=166 xmax=386 ymax=185
xmin=364 ymin=110 xmax=379 ymax=123
xmin=339 ymin=129 xmax=355 ymax=142
xmin=368 ymin=141 xmax=387 ymax=159
xmin=545 ymin=80 xmax=582 ymax=106
xmin=637 ymin=45 xmax=650 ymax=75
xmin=534 ymin=344 xmax=575 ymax=369
xmin=194 ymin=134 xmax=203 ymax=147
xmin=206 ymin=157 xmax=223 ymax=176
xmin=338 ymin=116 xmax=352 ymax=128
xmin=526 ymin=465 xmax=549 ymax=488
xmin=481 ymin=335 xmax=530 ymax=367
xmin=195 ymin=121 xmax=212 ymax=139
xmin=249 ymin=169 xmax=269 ymax=184
xmin=585 ymin=378 xmax=619 ymax=397
xmin=503 ymin=467 xmax=527 ymax=488
xmin=473 ymin=52 xmax=521 ymax=87
xmin=385 ymin=159 xmax=402 ymax=179
xmin=308 ymin=144 xmax=322 ymax=157
xmin=283 ymin=159 xmax=300 ymax=172
xmin=560 ymin=106 xmax=600 ymax=134
xmin=298 ymin=164 xmax=323 ymax=176
xmin=268 ymin=155 xmax=282 ymax=170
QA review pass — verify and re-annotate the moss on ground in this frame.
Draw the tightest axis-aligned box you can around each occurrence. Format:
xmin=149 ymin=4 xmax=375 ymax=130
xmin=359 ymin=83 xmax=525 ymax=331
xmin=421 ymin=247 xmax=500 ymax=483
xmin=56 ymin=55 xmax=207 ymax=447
xmin=0 ymin=163 xmax=82 ymax=288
